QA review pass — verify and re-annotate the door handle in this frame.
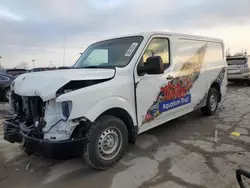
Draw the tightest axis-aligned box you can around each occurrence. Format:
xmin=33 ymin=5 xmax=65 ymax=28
xmin=166 ymin=75 xmax=175 ymax=80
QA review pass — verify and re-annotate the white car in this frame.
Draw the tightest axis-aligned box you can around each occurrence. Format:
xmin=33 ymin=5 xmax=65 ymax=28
xmin=4 ymin=31 xmax=227 ymax=169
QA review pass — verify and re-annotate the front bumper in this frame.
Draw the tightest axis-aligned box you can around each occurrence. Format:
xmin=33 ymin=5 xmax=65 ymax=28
xmin=228 ymin=72 xmax=250 ymax=80
xmin=3 ymin=119 xmax=86 ymax=160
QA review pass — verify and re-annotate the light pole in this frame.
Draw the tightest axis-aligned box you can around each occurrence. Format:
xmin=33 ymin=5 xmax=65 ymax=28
xmin=63 ymin=32 xmax=66 ymax=66
xmin=32 ymin=60 xmax=35 ymax=68
xmin=0 ymin=56 xmax=2 ymax=68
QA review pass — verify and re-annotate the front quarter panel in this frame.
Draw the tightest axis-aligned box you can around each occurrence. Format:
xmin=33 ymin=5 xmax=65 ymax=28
xmin=56 ymin=74 xmax=136 ymax=125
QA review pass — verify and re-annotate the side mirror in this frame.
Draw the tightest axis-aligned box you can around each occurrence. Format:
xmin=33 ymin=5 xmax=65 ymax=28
xmin=137 ymin=56 xmax=164 ymax=75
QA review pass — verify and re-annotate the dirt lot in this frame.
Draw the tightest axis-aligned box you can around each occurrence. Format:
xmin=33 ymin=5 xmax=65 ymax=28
xmin=1 ymin=83 xmax=250 ymax=188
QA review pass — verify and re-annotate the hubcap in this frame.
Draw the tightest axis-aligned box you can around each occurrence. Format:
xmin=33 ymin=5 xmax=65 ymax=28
xmin=98 ymin=127 xmax=122 ymax=160
xmin=210 ymin=94 xmax=217 ymax=111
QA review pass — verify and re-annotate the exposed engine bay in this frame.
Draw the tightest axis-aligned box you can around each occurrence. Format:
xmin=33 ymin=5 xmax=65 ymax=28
xmin=9 ymin=91 xmax=78 ymax=141
xmin=7 ymin=77 xmax=112 ymax=142
xmin=4 ymin=91 xmax=91 ymax=159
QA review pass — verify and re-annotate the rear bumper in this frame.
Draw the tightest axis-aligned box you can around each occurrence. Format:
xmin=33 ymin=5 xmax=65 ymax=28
xmin=3 ymin=119 xmax=86 ymax=160
xmin=228 ymin=72 xmax=250 ymax=80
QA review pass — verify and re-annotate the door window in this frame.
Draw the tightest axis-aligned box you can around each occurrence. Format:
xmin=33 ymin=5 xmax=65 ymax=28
xmin=140 ymin=38 xmax=170 ymax=68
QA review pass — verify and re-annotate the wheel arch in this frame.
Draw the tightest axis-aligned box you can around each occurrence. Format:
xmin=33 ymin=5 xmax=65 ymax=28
xmin=80 ymin=97 xmax=138 ymax=143
xmin=99 ymin=108 xmax=138 ymax=144
xmin=210 ymin=81 xmax=221 ymax=102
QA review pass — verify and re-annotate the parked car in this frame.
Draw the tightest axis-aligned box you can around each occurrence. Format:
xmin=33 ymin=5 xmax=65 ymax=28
xmin=0 ymin=68 xmax=27 ymax=77
xmin=0 ymin=73 xmax=15 ymax=101
xmin=227 ymin=55 xmax=250 ymax=83
xmin=57 ymin=66 xmax=72 ymax=69
xmin=3 ymin=31 xmax=227 ymax=169
xmin=28 ymin=67 xmax=57 ymax=72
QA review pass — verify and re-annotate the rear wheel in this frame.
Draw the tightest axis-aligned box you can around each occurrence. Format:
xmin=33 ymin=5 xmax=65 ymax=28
xmin=201 ymin=87 xmax=219 ymax=116
xmin=83 ymin=115 xmax=128 ymax=170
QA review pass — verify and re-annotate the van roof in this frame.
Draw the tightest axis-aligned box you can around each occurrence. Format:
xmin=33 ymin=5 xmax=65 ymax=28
xmin=100 ymin=31 xmax=224 ymax=43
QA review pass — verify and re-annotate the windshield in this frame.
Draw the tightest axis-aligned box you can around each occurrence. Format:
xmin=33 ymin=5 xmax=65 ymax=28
xmin=227 ymin=58 xmax=247 ymax=65
xmin=74 ymin=36 xmax=143 ymax=68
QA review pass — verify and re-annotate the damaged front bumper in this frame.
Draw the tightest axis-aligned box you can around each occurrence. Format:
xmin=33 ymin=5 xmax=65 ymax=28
xmin=3 ymin=119 xmax=86 ymax=160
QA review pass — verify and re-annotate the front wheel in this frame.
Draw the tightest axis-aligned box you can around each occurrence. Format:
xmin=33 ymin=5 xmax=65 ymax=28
xmin=201 ymin=87 xmax=219 ymax=116
xmin=3 ymin=88 xmax=10 ymax=101
xmin=83 ymin=115 xmax=128 ymax=170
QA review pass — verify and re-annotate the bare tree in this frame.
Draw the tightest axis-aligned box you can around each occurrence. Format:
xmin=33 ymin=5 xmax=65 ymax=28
xmin=244 ymin=49 xmax=248 ymax=56
xmin=226 ymin=48 xmax=231 ymax=57
xmin=15 ymin=61 xmax=29 ymax=69
xmin=234 ymin=52 xmax=244 ymax=56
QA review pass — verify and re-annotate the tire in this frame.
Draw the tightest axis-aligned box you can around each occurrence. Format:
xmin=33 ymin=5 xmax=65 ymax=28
xmin=3 ymin=88 xmax=10 ymax=101
xmin=83 ymin=115 xmax=128 ymax=170
xmin=201 ymin=87 xmax=219 ymax=116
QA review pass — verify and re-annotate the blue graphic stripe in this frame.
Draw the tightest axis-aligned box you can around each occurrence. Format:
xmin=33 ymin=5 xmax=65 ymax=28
xmin=159 ymin=94 xmax=191 ymax=113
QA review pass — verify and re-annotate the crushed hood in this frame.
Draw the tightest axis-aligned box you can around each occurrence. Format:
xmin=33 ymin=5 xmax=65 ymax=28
xmin=13 ymin=69 xmax=115 ymax=101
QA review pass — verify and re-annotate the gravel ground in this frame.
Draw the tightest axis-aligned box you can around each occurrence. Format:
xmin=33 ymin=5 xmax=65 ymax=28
xmin=1 ymin=83 xmax=250 ymax=188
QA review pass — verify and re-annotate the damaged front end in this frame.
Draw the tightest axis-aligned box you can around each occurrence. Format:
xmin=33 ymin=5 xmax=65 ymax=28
xmin=3 ymin=91 xmax=89 ymax=160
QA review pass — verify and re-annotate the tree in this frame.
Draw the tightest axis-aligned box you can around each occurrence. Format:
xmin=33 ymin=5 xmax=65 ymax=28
xmin=15 ymin=61 xmax=29 ymax=69
xmin=234 ymin=52 xmax=244 ymax=56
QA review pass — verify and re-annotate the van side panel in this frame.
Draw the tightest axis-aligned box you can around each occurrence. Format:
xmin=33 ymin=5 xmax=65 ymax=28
xmin=173 ymin=39 xmax=226 ymax=110
xmin=137 ymin=36 xmax=227 ymax=134
xmin=192 ymin=41 xmax=227 ymax=109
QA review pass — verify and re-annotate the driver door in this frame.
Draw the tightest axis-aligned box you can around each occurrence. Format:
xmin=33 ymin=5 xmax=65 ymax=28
xmin=135 ymin=37 xmax=173 ymax=133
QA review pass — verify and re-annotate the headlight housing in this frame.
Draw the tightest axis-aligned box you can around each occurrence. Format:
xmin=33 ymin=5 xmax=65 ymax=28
xmin=62 ymin=101 xmax=72 ymax=119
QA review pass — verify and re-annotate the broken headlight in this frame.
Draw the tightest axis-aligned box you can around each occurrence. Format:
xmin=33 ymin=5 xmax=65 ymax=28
xmin=62 ymin=101 xmax=72 ymax=119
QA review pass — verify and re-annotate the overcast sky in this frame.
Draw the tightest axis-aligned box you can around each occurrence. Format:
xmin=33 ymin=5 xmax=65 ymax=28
xmin=0 ymin=0 xmax=250 ymax=68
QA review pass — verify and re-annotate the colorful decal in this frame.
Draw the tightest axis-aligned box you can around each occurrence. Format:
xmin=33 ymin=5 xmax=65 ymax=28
xmin=142 ymin=44 xmax=208 ymax=125
xmin=216 ymin=67 xmax=227 ymax=86
xmin=193 ymin=67 xmax=227 ymax=110
xmin=193 ymin=93 xmax=208 ymax=111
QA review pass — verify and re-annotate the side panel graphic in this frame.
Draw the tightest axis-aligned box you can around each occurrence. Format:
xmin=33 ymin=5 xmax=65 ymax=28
xmin=193 ymin=67 xmax=227 ymax=110
xmin=142 ymin=44 xmax=208 ymax=124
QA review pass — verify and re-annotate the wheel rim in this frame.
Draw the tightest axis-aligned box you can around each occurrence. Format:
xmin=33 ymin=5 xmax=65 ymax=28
xmin=97 ymin=127 xmax=122 ymax=161
xmin=6 ymin=90 xmax=10 ymax=100
xmin=210 ymin=93 xmax=218 ymax=111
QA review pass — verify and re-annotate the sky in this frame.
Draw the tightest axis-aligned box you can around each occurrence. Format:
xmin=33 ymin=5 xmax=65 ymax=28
xmin=0 ymin=0 xmax=249 ymax=68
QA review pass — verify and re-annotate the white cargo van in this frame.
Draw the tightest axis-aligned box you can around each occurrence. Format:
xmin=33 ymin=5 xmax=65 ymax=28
xmin=4 ymin=32 xmax=227 ymax=169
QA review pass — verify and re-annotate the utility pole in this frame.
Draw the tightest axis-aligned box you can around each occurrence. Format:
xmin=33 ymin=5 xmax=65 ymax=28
xmin=226 ymin=48 xmax=231 ymax=57
xmin=32 ymin=60 xmax=35 ymax=68
xmin=0 ymin=56 xmax=2 ymax=68
xmin=244 ymin=49 xmax=247 ymax=56
xmin=63 ymin=32 xmax=66 ymax=66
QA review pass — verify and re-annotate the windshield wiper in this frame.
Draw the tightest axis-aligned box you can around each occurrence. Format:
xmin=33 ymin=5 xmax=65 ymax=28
xmin=84 ymin=66 xmax=101 ymax=68
xmin=82 ymin=65 xmax=114 ymax=69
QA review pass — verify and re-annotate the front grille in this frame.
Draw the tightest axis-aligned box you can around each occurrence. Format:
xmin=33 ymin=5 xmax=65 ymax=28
xmin=11 ymin=94 xmax=46 ymax=138
xmin=11 ymin=94 xmax=45 ymax=124
xmin=26 ymin=96 xmax=44 ymax=121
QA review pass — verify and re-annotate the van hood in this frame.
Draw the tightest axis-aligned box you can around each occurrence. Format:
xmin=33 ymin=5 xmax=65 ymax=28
xmin=12 ymin=68 xmax=115 ymax=101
